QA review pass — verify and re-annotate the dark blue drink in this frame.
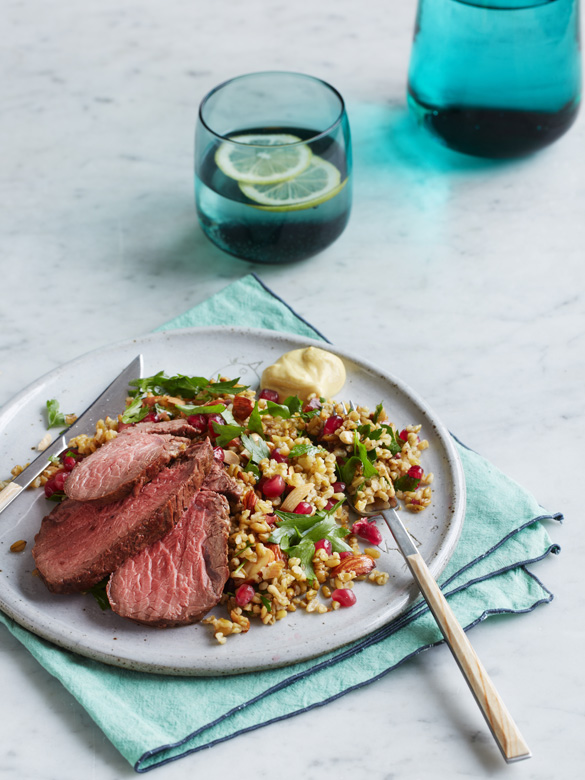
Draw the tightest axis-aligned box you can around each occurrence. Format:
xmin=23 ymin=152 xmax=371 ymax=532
xmin=408 ymin=0 xmax=581 ymax=158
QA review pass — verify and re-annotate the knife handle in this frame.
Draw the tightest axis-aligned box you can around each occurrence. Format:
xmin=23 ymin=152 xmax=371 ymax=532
xmin=0 ymin=482 xmax=23 ymax=514
xmin=406 ymin=550 xmax=531 ymax=763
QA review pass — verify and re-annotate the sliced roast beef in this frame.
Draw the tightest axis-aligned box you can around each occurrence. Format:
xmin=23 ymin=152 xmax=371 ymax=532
xmin=64 ymin=431 xmax=191 ymax=504
xmin=33 ymin=439 xmax=213 ymax=594
xmin=120 ymin=419 xmax=199 ymax=438
xmin=202 ymin=460 xmax=242 ymax=502
xmin=107 ymin=488 xmax=230 ymax=627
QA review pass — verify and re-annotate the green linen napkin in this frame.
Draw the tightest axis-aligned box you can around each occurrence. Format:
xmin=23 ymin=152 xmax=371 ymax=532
xmin=0 ymin=274 xmax=561 ymax=772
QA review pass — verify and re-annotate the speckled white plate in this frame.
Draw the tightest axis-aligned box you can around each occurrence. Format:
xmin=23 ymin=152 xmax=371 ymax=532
xmin=0 ymin=327 xmax=465 ymax=676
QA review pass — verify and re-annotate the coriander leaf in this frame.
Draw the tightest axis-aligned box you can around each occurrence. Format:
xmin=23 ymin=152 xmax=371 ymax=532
xmin=286 ymin=538 xmax=316 ymax=583
xmin=206 ymin=378 xmax=249 ymax=395
xmin=247 ymin=403 xmax=264 ymax=437
xmin=299 ymin=407 xmax=321 ymax=422
xmin=288 ymin=442 xmax=322 ymax=458
xmin=87 ymin=578 xmax=111 ymax=611
xmin=267 ymin=524 xmax=298 ymax=548
xmin=46 ymin=399 xmax=67 ymax=429
xmin=338 ymin=455 xmax=362 ymax=487
xmin=129 ymin=372 xmax=209 ymax=398
xmin=213 ymin=422 xmax=244 ymax=448
xmin=175 ymin=402 xmax=226 ymax=415
xmin=46 ymin=491 xmax=67 ymax=502
xmin=357 ymin=423 xmax=372 ymax=437
xmin=221 ymin=408 xmax=238 ymax=426
xmin=380 ymin=425 xmax=403 ymax=455
xmin=259 ymin=594 xmax=272 ymax=611
xmin=373 ymin=403 xmax=384 ymax=424
xmin=354 ymin=432 xmax=378 ymax=479
xmin=243 ymin=461 xmax=260 ymax=478
xmin=272 ymin=510 xmax=319 ymax=530
xmin=240 ymin=433 xmax=270 ymax=464
xmin=283 ymin=396 xmax=302 ymax=415
xmin=121 ymin=396 xmax=150 ymax=424
xmin=259 ymin=400 xmax=292 ymax=419
xmin=394 ymin=475 xmax=421 ymax=492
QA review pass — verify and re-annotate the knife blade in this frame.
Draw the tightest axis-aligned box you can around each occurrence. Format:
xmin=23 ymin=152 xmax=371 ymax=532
xmin=0 ymin=354 xmax=143 ymax=515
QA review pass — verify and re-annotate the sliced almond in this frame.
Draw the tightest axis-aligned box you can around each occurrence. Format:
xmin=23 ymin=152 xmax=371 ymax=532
xmin=281 ymin=483 xmax=312 ymax=512
xmin=330 ymin=554 xmax=375 ymax=578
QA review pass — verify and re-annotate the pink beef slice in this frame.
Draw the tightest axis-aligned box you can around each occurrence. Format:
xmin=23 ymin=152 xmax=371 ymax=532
xmin=119 ymin=419 xmax=199 ymax=438
xmin=64 ymin=431 xmax=192 ymax=504
xmin=32 ymin=440 xmax=213 ymax=594
xmin=107 ymin=488 xmax=230 ymax=627
xmin=202 ymin=460 xmax=242 ymax=502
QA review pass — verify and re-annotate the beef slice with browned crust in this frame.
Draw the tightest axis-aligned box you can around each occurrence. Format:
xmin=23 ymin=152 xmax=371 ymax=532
xmin=107 ymin=488 xmax=230 ymax=627
xmin=33 ymin=439 xmax=213 ymax=594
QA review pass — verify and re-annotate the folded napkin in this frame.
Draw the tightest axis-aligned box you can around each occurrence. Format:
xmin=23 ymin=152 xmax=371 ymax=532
xmin=0 ymin=274 xmax=561 ymax=772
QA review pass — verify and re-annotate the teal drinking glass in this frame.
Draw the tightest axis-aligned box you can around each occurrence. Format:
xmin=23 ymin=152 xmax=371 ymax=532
xmin=407 ymin=0 xmax=582 ymax=158
xmin=195 ymin=72 xmax=352 ymax=264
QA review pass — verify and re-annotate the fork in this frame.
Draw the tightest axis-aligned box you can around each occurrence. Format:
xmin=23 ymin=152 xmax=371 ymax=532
xmin=348 ymin=497 xmax=531 ymax=763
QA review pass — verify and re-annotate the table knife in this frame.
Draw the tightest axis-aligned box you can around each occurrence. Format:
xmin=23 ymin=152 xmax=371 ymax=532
xmin=0 ymin=354 xmax=143 ymax=515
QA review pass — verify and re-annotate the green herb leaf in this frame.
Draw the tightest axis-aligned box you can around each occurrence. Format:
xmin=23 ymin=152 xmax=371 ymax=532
xmin=46 ymin=490 xmax=67 ymax=502
xmin=286 ymin=538 xmax=317 ymax=583
xmin=260 ymin=400 xmax=292 ymax=419
xmin=240 ymin=433 xmax=270 ymax=464
xmin=121 ymin=396 xmax=150 ymax=424
xmin=284 ymin=396 xmax=303 ymax=415
xmin=288 ymin=442 xmax=322 ymax=458
xmin=86 ymin=578 xmax=111 ymax=611
xmin=174 ymin=402 xmax=226 ymax=416
xmin=220 ymin=408 xmax=238 ymax=426
xmin=372 ymin=403 xmax=384 ymax=424
xmin=46 ymin=399 xmax=67 ymax=429
xmin=129 ymin=372 xmax=209 ymax=398
xmin=247 ymin=403 xmax=264 ymax=437
xmin=213 ymin=422 xmax=244 ymax=448
xmin=243 ymin=461 xmax=260 ymax=478
xmin=380 ymin=425 xmax=403 ymax=455
xmin=394 ymin=475 xmax=421 ymax=492
xmin=259 ymin=594 xmax=272 ymax=612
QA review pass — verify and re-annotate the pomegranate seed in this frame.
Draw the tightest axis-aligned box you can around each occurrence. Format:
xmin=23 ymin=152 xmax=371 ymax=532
xmin=315 ymin=539 xmax=332 ymax=555
xmin=352 ymin=519 xmax=383 ymax=546
xmin=303 ymin=398 xmax=322 ymax=411
xmin=331 ymin=481 xmax=345 ymax=493
xmin=207 ymin=414 xmax=224 ymax=439
xmin=332 ymin=588 xmax=356 ymax=607
xmin=271 ymin=449 xmax=287 ymax=463
xmin=408 ymin=465 xmax=423 ymax=480
xmin=213 ymin=447 xmax=225 ymax=462
xmin=399 ymin=429 xmax=409 ymax=442
xmin=259 ymin=388 xmax=279 ymax=403
xmin=338 ymin=550 xmax=353 ymax=560
xmin=262 ymin=475 xmax=286 ymax=498
xmin=187 ymin=414 xmax=208 ymax=432
xmin=235 ymin=584 xmax=255 ymax=607
xmin=143 ymin=412 xmax=158 ymax=423
xmin=53 ymin=471 xmax=68 ymax=491
xmin=322 ymin=415 xmax=343 ymax=436
xmin=44 ymin=478 xmax=56 ymax=498
xmin=294 ymin=501 xmax=312 ymax=515
xmin=62 ymin=455 xmax=77 ymax=472
xmin=324 ymin=499 xmax=336 ymax=511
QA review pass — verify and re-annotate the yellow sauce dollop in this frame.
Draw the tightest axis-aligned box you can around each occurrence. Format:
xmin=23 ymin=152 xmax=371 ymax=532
xmin=260 ymin=346 xmax=346 ymax=402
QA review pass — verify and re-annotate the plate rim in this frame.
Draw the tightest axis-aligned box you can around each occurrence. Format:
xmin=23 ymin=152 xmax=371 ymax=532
xmin=0 ymin=326 xmax=466 ymax=675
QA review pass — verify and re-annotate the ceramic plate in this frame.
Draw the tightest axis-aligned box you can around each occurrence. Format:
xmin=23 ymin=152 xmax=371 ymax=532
xmin=0 ymin=327 xmax=465 ymax=675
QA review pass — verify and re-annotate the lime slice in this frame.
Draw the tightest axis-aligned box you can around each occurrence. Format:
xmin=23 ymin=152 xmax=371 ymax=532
xmin=239 ymin=156 xmax=342 ymax=211
xmin=215 ymin=134 xmax=312 ymax=185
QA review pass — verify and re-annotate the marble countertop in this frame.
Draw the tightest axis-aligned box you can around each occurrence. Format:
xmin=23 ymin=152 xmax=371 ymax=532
xmin=1 ymin=0 xmax=583 ymax=777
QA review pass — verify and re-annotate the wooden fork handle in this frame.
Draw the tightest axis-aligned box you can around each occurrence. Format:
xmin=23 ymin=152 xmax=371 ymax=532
xmin=407 ymin=550 xmax=531 ymax=763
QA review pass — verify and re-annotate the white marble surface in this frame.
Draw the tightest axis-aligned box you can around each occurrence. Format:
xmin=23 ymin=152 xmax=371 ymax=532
xmin=1 ymin=0 xmax=584 ymax=777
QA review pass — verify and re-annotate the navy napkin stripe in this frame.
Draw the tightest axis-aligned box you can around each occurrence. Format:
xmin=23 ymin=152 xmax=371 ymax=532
xmin=135 ymin=512 xmax=559 ymax=772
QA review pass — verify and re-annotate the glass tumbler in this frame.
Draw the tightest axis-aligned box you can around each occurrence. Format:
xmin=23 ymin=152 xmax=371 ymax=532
xmin=195 ymin=71 xmax=352 ymax=264
xmin=407 ymin=0 xmax=582 ymax=158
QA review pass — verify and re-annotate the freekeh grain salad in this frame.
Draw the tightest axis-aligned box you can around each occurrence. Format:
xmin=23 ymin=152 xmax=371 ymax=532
xmin=1 ymin=361 xmax=433 ymax=644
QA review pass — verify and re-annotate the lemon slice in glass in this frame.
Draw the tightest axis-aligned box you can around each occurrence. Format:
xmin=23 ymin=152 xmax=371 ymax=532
xmin=239 ymin=156 xmax=342 ymax=211
xmin=215 ymin=134 xmax=312 ymax=185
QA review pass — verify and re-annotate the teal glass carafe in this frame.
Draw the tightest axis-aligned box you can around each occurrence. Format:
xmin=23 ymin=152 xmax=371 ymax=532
xmin=407 ymin=0 xmax=582 ymax=158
